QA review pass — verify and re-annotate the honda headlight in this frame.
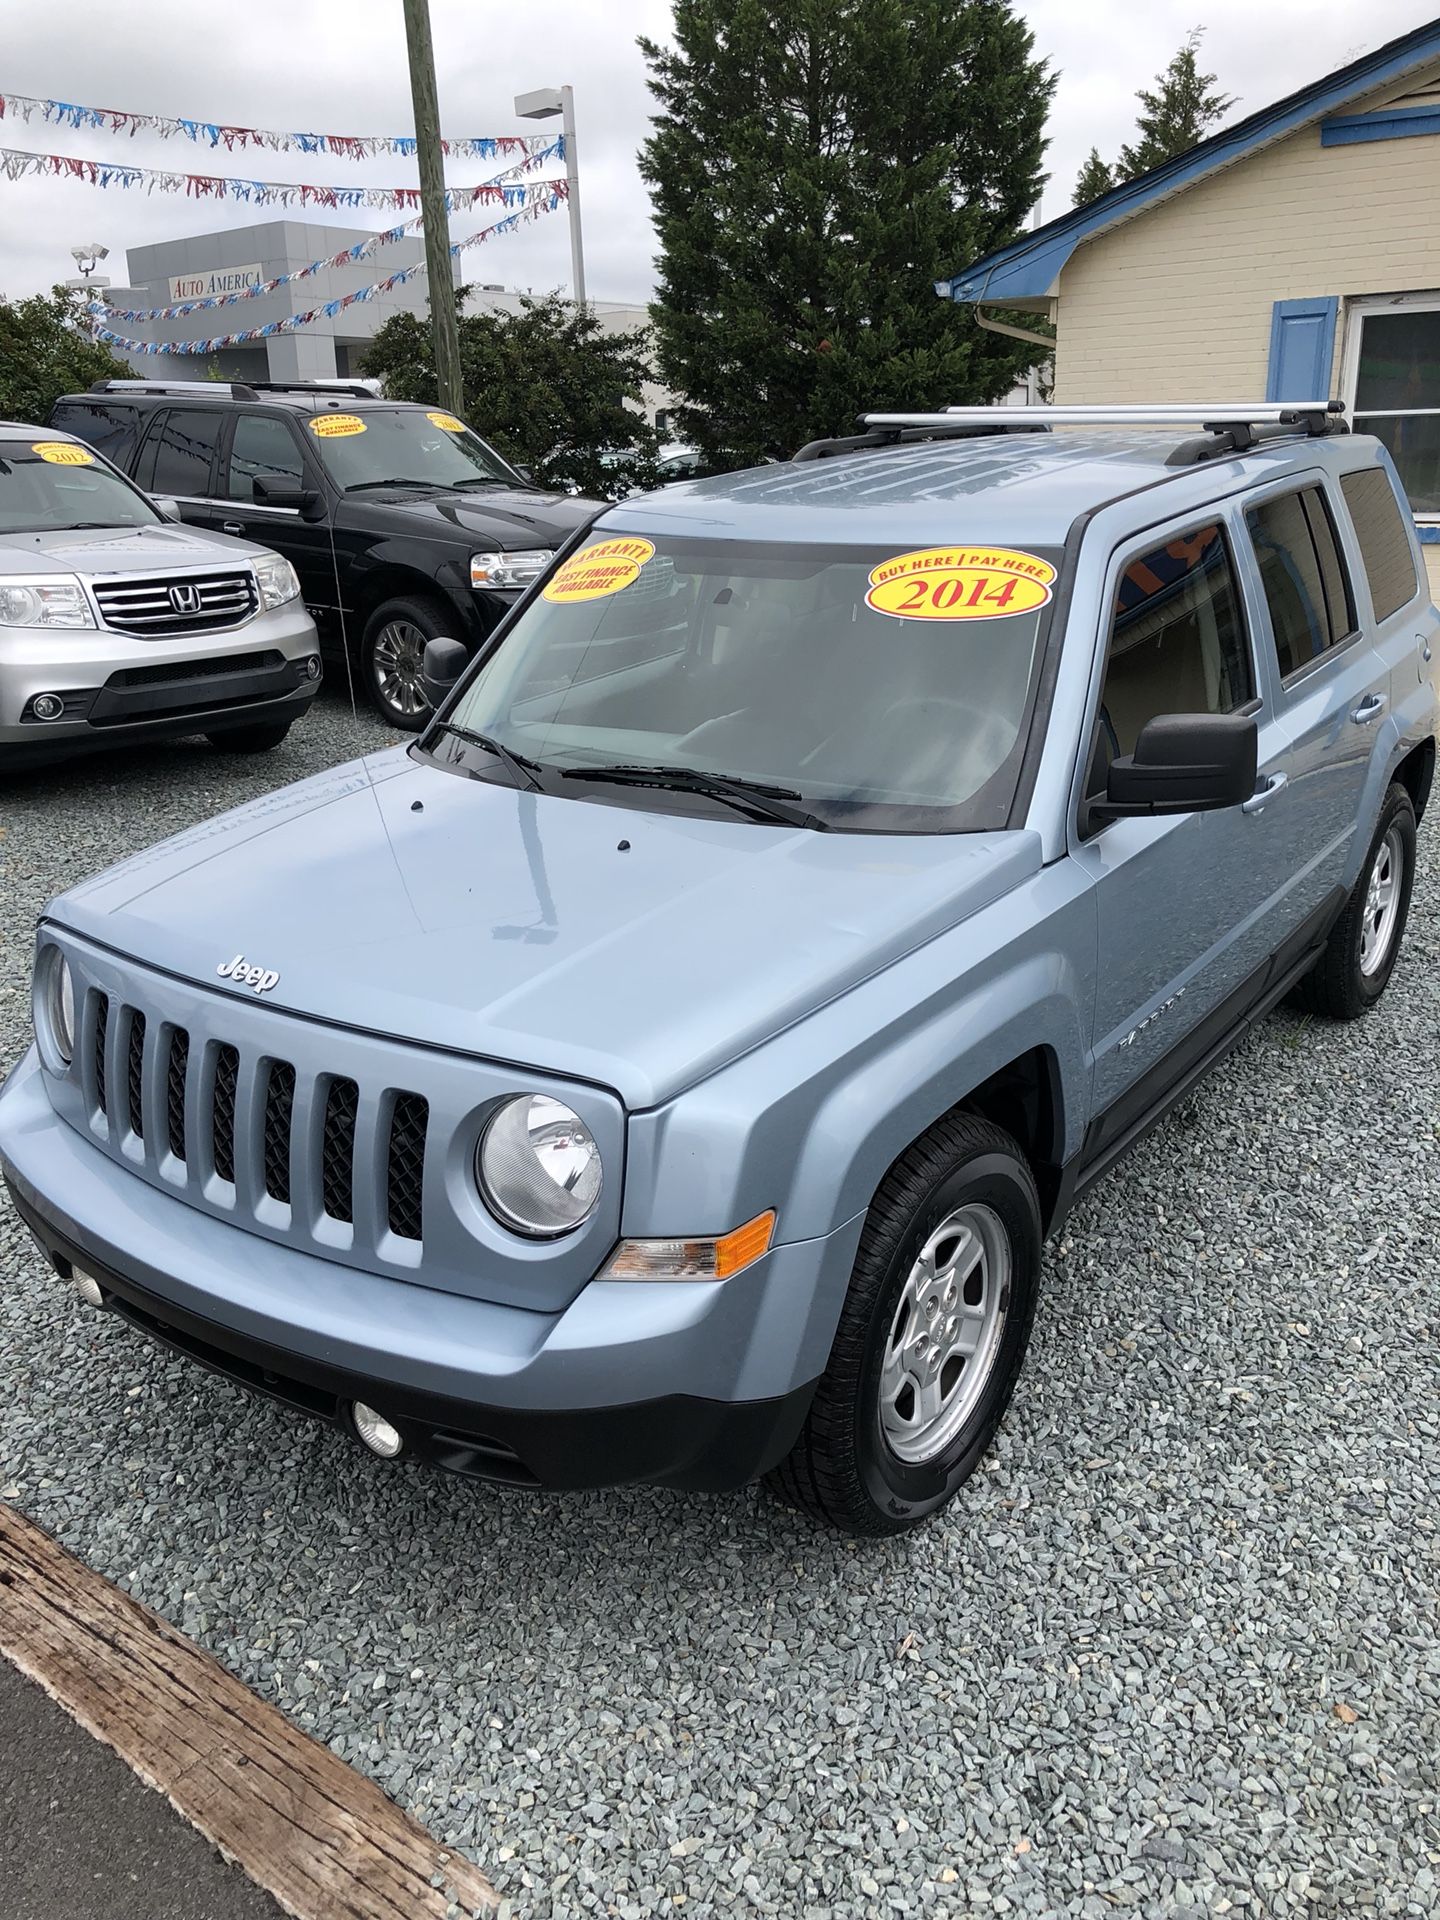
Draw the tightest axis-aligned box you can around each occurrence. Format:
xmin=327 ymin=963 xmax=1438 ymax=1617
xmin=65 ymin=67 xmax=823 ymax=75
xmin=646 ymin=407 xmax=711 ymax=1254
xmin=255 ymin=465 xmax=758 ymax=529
xmin=477 ymin=1095 xmax=603 ymax=1237
xmin=35 ymin=946 xmax=76 ymax=1067
xmin=253 ymin=554 xmax=301 ymax=610
xmin=470 ymin=549 xmax=554 ymax=591
xmin=0 ymin=577 xmax=94 ymax=629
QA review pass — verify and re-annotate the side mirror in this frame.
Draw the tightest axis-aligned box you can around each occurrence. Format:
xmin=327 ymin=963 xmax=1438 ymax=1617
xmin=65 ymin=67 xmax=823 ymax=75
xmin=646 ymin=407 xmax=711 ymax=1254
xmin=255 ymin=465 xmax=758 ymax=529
xmin=511 ymin=464 xmax=536 ymax=487
xmin=1093 ymin=711 xmax=1258 ymax=819
xmin=255 ymin=475 xmax=323 ymax=518
xmin=421 ymin=636 xmax=469 ymax=712
xmin=151 ymin=495 xmax=182 ymax=523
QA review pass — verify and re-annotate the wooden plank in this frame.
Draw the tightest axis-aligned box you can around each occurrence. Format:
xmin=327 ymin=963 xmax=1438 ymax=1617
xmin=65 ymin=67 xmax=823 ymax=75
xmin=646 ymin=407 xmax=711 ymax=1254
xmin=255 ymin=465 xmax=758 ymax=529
xmin=0 ymin=1503 xmax=498 ymax=1919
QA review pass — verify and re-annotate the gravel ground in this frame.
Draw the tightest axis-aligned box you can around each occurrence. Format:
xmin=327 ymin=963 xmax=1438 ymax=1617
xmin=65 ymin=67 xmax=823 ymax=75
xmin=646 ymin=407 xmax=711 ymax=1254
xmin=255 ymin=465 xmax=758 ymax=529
xmin=2 ymin=688 xmax=1439 ymax=1920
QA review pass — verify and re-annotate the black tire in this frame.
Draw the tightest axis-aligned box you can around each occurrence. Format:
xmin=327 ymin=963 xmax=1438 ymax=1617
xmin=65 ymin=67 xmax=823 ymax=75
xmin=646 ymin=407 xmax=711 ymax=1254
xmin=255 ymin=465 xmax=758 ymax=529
xmin=768 ymin=1113 xmax=1042 ymax=1536
xmin=205 ymin=720 xmax=293 ymax=754
xmin=1293 ymin=782 xmax=1416 ymax=1020
xmin=361 ymin=594 xmax=455 ymax=731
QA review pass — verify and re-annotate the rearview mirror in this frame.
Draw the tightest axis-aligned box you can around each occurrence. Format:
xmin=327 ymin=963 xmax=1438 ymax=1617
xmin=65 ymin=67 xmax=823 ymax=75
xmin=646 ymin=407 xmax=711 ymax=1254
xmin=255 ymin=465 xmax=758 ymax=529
xmin=1092 ymin=711 xmax=1258 ymax=819
xmin=421 ymin=636 xmax=469 ymax=712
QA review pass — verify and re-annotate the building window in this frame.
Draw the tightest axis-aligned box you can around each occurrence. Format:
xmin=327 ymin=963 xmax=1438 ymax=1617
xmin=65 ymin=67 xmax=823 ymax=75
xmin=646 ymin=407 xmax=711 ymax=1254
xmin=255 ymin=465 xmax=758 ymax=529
xmin=1344 ymin=296 xmax=1440 ymax=518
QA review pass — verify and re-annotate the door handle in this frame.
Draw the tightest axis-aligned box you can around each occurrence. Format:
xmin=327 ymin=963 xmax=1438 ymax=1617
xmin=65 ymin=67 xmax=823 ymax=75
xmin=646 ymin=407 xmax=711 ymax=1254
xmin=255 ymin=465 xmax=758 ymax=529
xmin=222 ymin=521 xmax=245 ymax=536
xmin=1350 ymin=692 xmax=1387 ymax=724
xmin=1242 ymin=771 xmax=1288 ymax=815
xmin=1420 ymin=634 xmax=1434 ymax=665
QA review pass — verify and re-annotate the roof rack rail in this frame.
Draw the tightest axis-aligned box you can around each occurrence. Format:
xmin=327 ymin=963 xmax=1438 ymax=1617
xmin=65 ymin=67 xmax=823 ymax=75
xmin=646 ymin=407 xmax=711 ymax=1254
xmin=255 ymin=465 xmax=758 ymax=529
xmin=89 ymin=377 xmax=261 ymax=401
xmin=244 ymin=380 xmax=379 ymax=400
xmin=793 ymin=417 xmax=1048 ymax=462
xmin=845 ymin=401 xmax=1348 ymax=468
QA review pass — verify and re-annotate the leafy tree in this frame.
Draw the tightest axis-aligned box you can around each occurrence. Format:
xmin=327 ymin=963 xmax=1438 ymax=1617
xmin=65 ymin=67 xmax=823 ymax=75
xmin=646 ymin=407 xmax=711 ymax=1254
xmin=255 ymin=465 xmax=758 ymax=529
xmin=639 ymin=0 xmax=1055 ymax=467
xmin=1116 ymin=29 xmax=1236 ymax=179
xmin=362 ymin=291 xmax=661 ymax=497
xmin=1072 ymin=147 xmax=1115 ymax=207
xmin=0 ymin=288 xmax=136 ymax=423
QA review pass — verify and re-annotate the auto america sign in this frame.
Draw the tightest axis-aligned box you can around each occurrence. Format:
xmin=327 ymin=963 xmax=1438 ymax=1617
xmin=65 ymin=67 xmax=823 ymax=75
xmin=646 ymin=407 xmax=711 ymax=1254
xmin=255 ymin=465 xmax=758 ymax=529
xmin=166 ymin=263 xmax=264 ymax=302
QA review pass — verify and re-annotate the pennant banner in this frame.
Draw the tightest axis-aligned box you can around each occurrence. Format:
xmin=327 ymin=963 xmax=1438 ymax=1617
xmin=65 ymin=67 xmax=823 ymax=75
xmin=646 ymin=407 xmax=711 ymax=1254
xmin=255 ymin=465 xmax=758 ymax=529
xmin=90 ymin=161 xmax=559 ymax=323
xmin=92 ymin=188 xmax=567 ymax=355
xmin=0 ymin=137 xmax=563 ymax=211
xmin=0 ymin=90 xmax=556 ymax=161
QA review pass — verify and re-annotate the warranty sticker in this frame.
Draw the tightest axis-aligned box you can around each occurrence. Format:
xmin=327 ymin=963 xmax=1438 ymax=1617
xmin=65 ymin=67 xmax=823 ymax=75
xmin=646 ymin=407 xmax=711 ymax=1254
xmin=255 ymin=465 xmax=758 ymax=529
xmin=308 ymin=413 xmax=367 ymax=438
xmin=32 ymin=441 xmax=95 ymax=466
xmin=427 ymin=411 xmax=465 ymax=432
xmin=866 ymin=545 xmax=1055 ymax=621
xmin=543 ymin=537 xmax=656 ymax=604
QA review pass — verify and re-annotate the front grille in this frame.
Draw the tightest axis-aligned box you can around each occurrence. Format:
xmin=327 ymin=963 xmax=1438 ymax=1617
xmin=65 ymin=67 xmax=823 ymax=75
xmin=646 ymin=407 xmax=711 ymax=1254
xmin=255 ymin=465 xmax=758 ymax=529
xmin=93 ymin=570 xmax=258 ymax=637
xmin=107 ymin=649 xmax=284 ymax=689
xmin=166 ymin=1028 xmax=189 ymax=1160
xmin=126 ymin=1012 xmax=146 ymax=1138
xmin=93 ymin=992 xmax=110 ymax=1119
xmin=262 ymin=1062 xmax=296 ymax=1203
xmin=387 ymin=1093 xmax=428 ymax=1241
xmin=212 ymin=1044 xmax=239 ymax=1183
xmin=321 ymin=1078 xmax=359 ymax=1222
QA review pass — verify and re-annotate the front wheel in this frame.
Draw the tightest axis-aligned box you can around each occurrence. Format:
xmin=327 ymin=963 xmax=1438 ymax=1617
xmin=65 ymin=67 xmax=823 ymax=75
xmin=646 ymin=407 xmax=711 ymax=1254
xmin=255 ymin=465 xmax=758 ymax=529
xmin=768 ymin=1114 xmax=1041 ymax=1535
xmin=361 ymin=595 xmax=455 ymax=731
xmin=1293 ymin=782 xmax=1416 ymax=1019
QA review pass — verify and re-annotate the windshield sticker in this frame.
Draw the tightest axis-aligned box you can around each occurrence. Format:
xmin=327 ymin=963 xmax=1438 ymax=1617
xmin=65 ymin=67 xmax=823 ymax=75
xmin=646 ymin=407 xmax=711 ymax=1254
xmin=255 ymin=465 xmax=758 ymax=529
xmin=32 ymin=441 xmax=95 ymax=466
xmin=866 ymin=545 xmax=1056 ymax=622
xmin=543 ymin=537 xmax=656 ymax=604
xmin=427 ymin=410 xmax=464 ymax=432
xmin=308 ymin=413 xmax=367 ymax=438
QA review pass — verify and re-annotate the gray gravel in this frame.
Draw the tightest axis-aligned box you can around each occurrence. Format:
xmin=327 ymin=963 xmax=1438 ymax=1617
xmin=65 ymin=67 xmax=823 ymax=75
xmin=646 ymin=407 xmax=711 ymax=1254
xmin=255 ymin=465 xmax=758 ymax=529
xmin=3 ymin=689 xmax=1439 ymax=1919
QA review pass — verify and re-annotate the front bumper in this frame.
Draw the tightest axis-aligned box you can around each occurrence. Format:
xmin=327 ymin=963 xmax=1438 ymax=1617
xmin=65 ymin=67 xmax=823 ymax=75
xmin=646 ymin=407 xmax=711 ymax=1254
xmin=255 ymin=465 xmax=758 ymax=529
xmin=0 ymin=1049 xmax=855 ymax=1491
xmin=0 ymin=602 xmax=321 ymax=759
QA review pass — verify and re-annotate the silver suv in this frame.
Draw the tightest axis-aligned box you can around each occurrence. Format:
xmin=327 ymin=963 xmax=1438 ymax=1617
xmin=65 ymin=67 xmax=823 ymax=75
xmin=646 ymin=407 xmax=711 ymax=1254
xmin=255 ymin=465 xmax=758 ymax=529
xmin=0 ymin=423 xmax=321 ymax=765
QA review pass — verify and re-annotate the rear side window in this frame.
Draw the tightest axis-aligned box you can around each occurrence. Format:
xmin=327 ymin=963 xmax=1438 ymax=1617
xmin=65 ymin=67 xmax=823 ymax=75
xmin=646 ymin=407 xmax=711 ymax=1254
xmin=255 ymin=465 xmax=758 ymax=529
xmin=1246 ymin=486 xmax=1356 ymax=680
xmin=136 ymin=408 xmax=224 ymax=497
xmin=1340 ymin=467 xmax=1419 ymax=623
xmin=49 ymin=401 xmax=141 ymax=471
xmin=1094 ymin=524 xmax=1253 ymax=769
xmin=227 ymin=414 xmax=305 ymax=501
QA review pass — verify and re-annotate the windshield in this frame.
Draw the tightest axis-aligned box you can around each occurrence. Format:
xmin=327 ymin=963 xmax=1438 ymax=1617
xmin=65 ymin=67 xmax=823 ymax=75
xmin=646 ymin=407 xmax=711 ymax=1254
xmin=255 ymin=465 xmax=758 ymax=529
xmin=0 ymin=440 xmax=160 ymax=534
xmin=308 ymin=408 xmax=521 ymax=492
xmin=431 ymin=532 xmax=1062 ymax=832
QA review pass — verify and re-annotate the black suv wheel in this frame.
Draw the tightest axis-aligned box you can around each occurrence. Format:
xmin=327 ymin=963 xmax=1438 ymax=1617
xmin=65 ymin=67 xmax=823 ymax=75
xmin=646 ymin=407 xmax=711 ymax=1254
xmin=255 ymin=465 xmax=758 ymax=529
xmin=1294 ymin=781 xmax=1417 ymax=1019
xmin=361 ymin=595 xmax=457 ymax=731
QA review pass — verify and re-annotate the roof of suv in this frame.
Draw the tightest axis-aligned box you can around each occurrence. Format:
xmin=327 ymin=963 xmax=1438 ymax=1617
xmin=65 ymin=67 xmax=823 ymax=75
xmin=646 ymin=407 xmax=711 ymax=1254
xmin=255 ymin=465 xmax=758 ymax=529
xmin=605 ymin=428 xmax=1383 ymax=549
xmin=61 ymin=381 xmax=412 ymax=418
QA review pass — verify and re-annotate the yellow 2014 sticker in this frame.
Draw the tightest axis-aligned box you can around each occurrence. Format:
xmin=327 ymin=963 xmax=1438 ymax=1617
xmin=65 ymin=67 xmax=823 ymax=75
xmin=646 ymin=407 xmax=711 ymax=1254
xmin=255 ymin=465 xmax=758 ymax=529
xmin=32 ymin=441 xmax=95 ymax=466
xmin=308 ymin=413 xmax=367 ymax=438
xmin=866 ymin=545 xmax=1056 ymax=622
xmin=543 ymin=536 xmax=656 ymax=604
xmin=427 ymin=411 xmax=464 ymax=432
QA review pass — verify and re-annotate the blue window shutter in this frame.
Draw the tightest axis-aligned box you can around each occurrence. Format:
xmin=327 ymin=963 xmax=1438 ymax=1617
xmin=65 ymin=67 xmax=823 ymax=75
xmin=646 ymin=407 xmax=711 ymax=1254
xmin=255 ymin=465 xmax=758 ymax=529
xmin=1266 ymin=297 xmax=1339 ymax=401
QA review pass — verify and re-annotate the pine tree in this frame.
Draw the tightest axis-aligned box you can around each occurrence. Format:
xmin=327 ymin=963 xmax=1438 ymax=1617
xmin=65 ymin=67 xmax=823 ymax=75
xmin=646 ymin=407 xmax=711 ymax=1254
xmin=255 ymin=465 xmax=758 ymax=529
xmin=1072 ymin=148 xmax=1115 ymax=207
xmin=1116 ymin=28 xmax=1236 ymax=179
xmin=639 ymin=0 xmax=1055 ymax=467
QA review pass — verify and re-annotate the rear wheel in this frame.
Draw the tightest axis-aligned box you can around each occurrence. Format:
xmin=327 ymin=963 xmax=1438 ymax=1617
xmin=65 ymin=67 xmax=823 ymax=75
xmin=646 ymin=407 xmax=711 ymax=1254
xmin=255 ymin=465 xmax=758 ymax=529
xmin=362 ymin=594 xmax=454 ymax=731
xmin=1293 ymin=782 xmax=1416 ymax=1019
xmin=768 ymin=1114 xmax=1041 ymax=1535
xmin=205 ymin=720 xmax=293 ymax=753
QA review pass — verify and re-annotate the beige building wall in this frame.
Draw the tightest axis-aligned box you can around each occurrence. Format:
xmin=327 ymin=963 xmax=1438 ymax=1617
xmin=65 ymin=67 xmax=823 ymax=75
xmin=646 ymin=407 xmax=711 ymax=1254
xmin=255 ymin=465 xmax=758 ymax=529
xmin=1049 ymin=64 xmax=1440 ymax=599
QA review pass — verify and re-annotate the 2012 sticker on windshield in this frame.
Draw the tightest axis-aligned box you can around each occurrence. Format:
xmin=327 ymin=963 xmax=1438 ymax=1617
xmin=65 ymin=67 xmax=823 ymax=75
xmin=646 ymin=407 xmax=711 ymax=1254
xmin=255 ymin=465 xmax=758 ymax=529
xmin=543 ymin=537 xmax=656 ymax=604
xmin=866 ymin=546 xmax=1056 ymax=622
xmin=32 ymin=442 xmax=94 ymax=466
xmin=308 ymin=413 xmax=367 ymax=438
xmin=427 ymin=411 xmax=464 ymax=432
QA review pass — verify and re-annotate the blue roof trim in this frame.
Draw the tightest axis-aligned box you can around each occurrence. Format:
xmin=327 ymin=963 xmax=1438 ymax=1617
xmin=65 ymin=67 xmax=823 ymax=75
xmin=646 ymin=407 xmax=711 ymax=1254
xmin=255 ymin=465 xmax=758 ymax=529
xmin=940 ymin=18 xmax=1440 ymax=305
xmin=1416 ymin=524 xmax=1440 ymax=544
xmin=1321 ymin=103 xmax=1440 ymax=145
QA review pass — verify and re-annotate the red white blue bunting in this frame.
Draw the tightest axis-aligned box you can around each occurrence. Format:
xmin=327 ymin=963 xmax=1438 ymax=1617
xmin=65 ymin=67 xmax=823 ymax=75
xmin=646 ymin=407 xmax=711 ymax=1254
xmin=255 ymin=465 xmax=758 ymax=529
xmin=0 ymin=90 xmax=554 ymax=161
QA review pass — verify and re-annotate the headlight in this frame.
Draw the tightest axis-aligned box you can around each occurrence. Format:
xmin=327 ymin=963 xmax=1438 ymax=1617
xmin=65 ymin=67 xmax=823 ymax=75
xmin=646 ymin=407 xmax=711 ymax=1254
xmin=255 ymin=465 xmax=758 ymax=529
xmin=36 ymin=947 xmax=76 ymax=1066
xmin=0 ymin=576 xmax=94 ymax=629
xmin=253 ymin=554 xmax=301 ymax=610
xmin=470 ymin=549 xmax=554 ymax=591
xmin=477 ymin=1094 xmax=602 ymax=1236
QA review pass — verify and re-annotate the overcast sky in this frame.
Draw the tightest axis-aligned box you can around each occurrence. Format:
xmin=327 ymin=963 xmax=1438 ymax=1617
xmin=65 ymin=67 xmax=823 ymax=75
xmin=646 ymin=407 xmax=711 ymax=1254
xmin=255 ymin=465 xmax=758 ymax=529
xmin=1 ymin=0 xmax=1433 ymax=313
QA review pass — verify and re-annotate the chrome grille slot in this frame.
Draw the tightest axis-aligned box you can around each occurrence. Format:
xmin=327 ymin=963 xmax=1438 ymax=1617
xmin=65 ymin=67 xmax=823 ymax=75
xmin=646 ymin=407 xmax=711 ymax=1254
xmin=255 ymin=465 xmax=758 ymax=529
xmin=386 ymin=1093 xmax=428 ymax=1241
xmin=93 ymin=570 xmax=258 ymax=637
xmin=166 ymin=1029 xmax=189 ymax=1160
xmin=126 ymin=1011 xmax=146 ymax=1139
xmin=321 ymin=1078 xmax=359 ymax=1223
xmin=262 ymin=1062 xmax=296 ymax=1204
xmin=212 ymin=1044 xmax=239 ymax=1184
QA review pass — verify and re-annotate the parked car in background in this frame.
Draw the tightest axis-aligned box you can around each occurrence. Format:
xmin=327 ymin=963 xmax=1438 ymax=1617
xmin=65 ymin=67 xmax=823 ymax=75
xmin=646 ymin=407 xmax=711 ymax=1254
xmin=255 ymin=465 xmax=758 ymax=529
xmin=3 ymin=402 xmax=1433 ymax=1534
xmin=0 ymin=421 xmax=320 ymax=767
xmin=50 ymin=381 xmax=602 ymax=729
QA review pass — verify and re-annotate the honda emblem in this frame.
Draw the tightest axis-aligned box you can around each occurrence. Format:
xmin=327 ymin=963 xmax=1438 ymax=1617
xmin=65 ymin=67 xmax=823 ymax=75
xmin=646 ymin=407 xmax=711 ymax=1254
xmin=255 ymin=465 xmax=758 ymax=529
xmin=169 ymin=582 xmax=203 ymax=616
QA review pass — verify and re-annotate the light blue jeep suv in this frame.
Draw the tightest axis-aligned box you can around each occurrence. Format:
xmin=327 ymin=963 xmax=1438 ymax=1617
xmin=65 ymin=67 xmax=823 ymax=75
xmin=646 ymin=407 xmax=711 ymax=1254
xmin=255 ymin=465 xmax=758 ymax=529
xmin=3 ymin=402 xmax=1435 ymax=1534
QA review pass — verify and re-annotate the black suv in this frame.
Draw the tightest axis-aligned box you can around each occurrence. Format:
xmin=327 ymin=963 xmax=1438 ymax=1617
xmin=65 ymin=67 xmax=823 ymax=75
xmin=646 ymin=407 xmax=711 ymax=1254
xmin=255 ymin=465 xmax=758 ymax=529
xmin=50 ymin=381 xmax=601 ymax=728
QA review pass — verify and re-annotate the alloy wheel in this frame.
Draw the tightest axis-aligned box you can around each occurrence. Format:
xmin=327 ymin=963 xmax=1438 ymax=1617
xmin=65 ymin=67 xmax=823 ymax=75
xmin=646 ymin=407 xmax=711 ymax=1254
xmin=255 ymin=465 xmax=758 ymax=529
xmin=1359 ymin=822 xmax=1405 ymax=976
xmin=372 ymin=619 xmax=432 ymax=719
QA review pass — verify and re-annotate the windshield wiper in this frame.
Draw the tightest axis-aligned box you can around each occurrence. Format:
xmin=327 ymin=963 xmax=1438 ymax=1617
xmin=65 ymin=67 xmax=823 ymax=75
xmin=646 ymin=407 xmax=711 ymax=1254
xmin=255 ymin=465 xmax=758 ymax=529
xmin=344 ymin=477 xmax=443 ymax=493
xmin=561 ymin=763 xmax=829 ymax=830
xmin=429 ymin=721 xmax=544 ymax=791
xmin=449 ymin=475 xmax=506 ymax=491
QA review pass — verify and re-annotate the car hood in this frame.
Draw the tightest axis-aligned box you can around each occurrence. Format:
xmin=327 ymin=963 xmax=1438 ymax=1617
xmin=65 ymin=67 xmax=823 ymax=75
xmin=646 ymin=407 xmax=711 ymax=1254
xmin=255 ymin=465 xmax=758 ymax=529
xmin=0 ymin=522 xmax=264 ymax=576
xmin=342 ymin=488 xmax=601 ymax=549
xmin=47 ymin=751 xmax=1041 ymax=1109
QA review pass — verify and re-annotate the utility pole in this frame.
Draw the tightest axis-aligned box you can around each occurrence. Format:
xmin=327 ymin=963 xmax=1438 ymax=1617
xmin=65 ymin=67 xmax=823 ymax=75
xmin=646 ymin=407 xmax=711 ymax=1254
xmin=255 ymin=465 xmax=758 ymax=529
xmin=402 ymin=0 xmax=465 ymax=415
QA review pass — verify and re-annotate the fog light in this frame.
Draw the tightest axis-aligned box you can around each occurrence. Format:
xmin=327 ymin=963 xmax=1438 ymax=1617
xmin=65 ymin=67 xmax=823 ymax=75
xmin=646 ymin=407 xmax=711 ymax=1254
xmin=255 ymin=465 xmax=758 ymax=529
xmin=303 ymin=655 xmax=322 ymax=681
xmin=71 ymin=1268 xmax=104 ymax=1308
xmin=352 ymin=1401 xmax=403 ymax=1458
xmin=31 ymin=693 xmax=65 ymax=721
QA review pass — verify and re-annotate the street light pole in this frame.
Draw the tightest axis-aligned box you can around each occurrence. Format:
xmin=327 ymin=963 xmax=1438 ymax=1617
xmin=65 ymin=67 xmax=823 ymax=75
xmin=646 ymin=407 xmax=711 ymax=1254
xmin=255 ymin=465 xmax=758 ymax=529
xmin=402 ymin=0 xmax=465 ymax=415
xmin=514 ymin=84 xmax=587 ymax=307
